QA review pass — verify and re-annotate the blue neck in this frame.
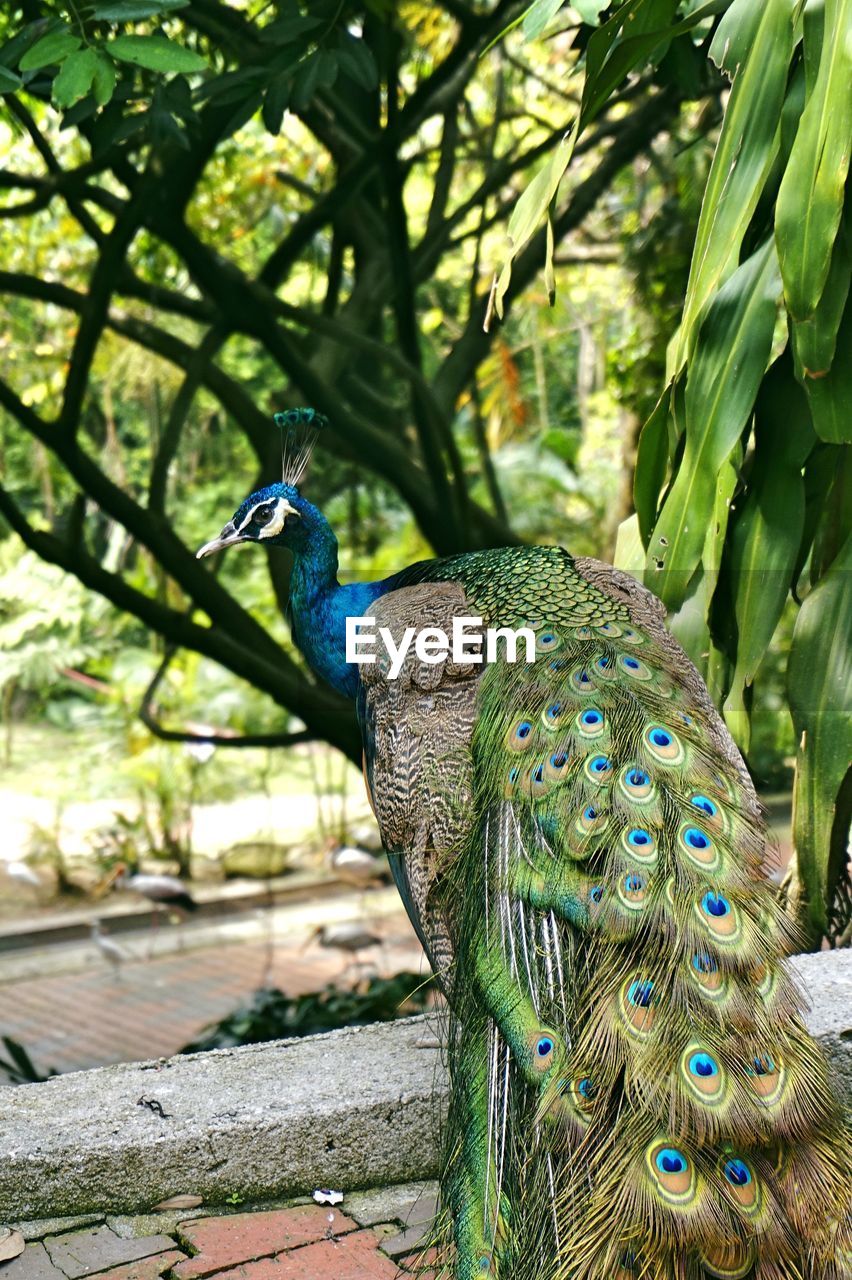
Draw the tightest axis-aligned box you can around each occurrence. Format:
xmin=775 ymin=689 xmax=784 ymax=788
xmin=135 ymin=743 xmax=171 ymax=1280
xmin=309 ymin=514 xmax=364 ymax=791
xmin=287 ymin=507 xmax=387 ymax=699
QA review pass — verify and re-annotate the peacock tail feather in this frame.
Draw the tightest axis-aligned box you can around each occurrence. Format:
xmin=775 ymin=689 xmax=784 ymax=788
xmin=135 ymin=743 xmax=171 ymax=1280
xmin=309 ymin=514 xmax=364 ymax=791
xmin=362 ymin=547 xmax=850 ymax=1280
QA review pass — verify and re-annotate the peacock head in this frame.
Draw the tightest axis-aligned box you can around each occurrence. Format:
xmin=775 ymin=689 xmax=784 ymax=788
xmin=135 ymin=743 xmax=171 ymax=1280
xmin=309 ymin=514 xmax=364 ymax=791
xmin=196 ymin=480 xmax=310 ymax=558
xmin=196 ymin=408 xmax=326 ymax=560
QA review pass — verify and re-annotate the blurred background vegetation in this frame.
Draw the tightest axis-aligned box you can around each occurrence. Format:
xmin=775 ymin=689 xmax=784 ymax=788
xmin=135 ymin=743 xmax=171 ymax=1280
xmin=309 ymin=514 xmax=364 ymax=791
xmin=0 ymin=0 xmax=848 ymax=967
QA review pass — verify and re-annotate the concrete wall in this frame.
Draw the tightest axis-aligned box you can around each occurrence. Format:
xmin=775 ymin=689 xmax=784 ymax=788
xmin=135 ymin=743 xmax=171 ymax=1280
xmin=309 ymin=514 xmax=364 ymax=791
xmin=1 ymin=950 xmax=849 ymax=1222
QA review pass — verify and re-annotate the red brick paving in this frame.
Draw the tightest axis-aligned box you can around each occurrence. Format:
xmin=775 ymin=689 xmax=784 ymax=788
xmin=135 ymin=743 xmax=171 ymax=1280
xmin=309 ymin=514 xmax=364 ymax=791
xmin=0 ymin=916 xmax=426 ymax=1075
xmin=11 ymin=1205 xmax=431 ymax=1280
xmin=209 ymin=1230 xmax=399 ymax=1279
xmin=173 ymin=1207 xmax=358 ymax=1278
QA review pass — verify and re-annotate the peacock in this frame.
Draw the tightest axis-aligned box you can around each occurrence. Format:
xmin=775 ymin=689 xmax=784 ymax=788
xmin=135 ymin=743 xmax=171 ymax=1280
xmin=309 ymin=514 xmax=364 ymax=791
xmin=198 ymin=409 xmax=849 ymax=1280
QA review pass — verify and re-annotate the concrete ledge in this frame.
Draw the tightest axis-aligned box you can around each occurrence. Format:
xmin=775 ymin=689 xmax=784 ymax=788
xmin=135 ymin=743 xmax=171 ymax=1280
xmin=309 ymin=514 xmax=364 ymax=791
xmin=1 ymin=950 xmax=849 ymax=1221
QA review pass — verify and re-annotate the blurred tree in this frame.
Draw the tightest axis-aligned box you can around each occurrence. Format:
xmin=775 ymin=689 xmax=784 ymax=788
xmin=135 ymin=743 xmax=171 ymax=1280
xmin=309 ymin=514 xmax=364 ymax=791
xmin=0 ymin=1 xmax=699 ymax=765
xmin=495 ymin=0 xmax=851 ymax=946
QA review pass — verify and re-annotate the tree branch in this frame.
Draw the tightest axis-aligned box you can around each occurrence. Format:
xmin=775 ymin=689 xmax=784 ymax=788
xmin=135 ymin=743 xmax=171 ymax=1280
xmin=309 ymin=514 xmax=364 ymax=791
xmin=139 ymin=648 xmax=314 ymax=749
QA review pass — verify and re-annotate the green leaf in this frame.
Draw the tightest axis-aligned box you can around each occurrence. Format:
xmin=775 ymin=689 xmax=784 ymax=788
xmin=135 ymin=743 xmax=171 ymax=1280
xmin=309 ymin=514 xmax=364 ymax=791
xmin=291 ymin=51 xmax=324 ymax=109
xmin=666 ymin=566 xmax=711 ymax=674
xmin=493 ymin=124 xmax=577 ymax=318
xmin=107 ymin=34 xmax=207 ymax=73
xmin=92 ymin=0 xmax=189 ymax=17
xmin=0 ymin=64 xmax=22 ymax=90
xmin=91 ymin=49 xmax=117 ymax=105
xmin=708 ymin=0 xmax=767 ymax=72
xmin=722 ymin=357 xmax=814 ymax=747
xmin=523 ymin=0 xmax=565 ymax=39
xmin=581 ymin=0 xmax=678 ymax=126
xmin=673 ymin=0 xmax=795 ymax=370
xmin=613 ymin=512 xmax=645 ymax=573
xmin=336 ymin=31 xmax=378 ymax=90
xmin=262 ymin=72 xmax=291 ymax=134
xmin=633 ymin=384 xmax=672 ymax=546
xmin=314 ymin=49 xmax=338 ymax=90
xmin=53 ymin=48 xmax=99 ymax=108
xmin=647 ymin=238 xmax=780 ymax=607
xmin=793 ymin=443 xmax=838 ymax=592
xmin=258 ymin=12 xmax=324 ymax=44
xmin=491 ymin=0 xmax=732 ymax=312
xmin=775 ymin=0 xmax=852 ymax=320
xmin=20 ymin=29 xmax=80 ymax=71
xmin=787 ymin=532 xmax=852 ymax=941
xmin=810 ymin=445 xmax=852 ymax=581
xmin=792 ymin=212 xmax=851 ymax=378
xmin=800 ymin=288 xmax=852 ymax=442
xmin=802 ymin=0 xmax=825 ymax=98
xmin=573 ymin=0 xmax=608 ymax=22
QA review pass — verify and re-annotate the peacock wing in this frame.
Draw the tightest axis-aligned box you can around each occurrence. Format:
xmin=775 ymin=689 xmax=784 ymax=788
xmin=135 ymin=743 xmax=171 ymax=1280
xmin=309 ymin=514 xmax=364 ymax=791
xmin=357 ymin=580 xmax=483 ymax=991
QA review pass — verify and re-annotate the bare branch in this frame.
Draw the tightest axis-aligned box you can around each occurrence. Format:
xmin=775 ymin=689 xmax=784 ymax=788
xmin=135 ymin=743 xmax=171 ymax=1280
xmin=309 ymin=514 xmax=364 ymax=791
xmin=139 ymin=648 xmax=314 ymax=749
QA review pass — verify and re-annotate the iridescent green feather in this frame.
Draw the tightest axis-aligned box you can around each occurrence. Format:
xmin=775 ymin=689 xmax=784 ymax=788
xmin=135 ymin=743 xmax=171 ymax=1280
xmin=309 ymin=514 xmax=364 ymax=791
xmin=407 ymin=547 xmax=850 ymax=1280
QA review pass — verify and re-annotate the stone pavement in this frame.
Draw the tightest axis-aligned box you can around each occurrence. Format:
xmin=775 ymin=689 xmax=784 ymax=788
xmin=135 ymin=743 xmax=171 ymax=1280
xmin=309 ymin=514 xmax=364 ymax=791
xmin=5 ymin=1185 xmax=440 ymax=1280
xmin=0 ymin=914 xmax=426 ymax=1078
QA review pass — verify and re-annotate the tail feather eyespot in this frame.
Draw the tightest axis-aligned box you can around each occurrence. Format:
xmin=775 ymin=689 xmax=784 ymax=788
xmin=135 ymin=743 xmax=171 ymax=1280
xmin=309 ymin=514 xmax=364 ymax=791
xmin=699 ymin=1240 xmax=755 ymax=1279
xmin=528 ymin=1028 xmax=560 ymax=1074
xmin=679 ymin=823 xmax=720 ymax=871
xmin=507 ymin=718 xmax=536 ymax=751
xmin=620 ymin=976 xmax=657 ymax=1036
xmin=619 ymin=654 xmax=652 ymax=681
xmin=544 ymin=749 xmax=570 ymax=782
xmin=585 ymin=753 xmax=614 ymax=784
xmin=618 ymin=871 xmax=649 ymax=911
xmin=542 ymin=701 xmax=567 ymax=730
xmin=645 ymin=1141 xmax=696 ymax=1206
xmin=618 ymin=765 xmax=656 ymax=804
xmin=576 ymin=707 xmax=605 ymax=739
xmin=572 ymin=667 xmax=595 ymax=694
xmin=644 ymin=724 xmax=685 ymax=764
xmin=696 ymin=891 xmax=741 ymax=942
xmin=535 ymin=629 xmax=561 ymax=653
xmin=744 ymin=1051 xmax=785 ymax=1104
xmin=688 ymin=950 xmax=727 ymax=1000
xmin=621 ymin=826 xmax=658 ymax=864
xmin=680 ymin=1044 xmax=726 ymax=1104
xmin=719 ymin=1155 xmax=761 ymax=1217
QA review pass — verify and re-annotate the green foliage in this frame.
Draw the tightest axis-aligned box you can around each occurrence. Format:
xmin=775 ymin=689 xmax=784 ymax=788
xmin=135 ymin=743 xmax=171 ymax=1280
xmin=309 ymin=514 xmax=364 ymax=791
xmin=499 ymin=0 xmax=851 ymax=942
xmin=180 ymin=973 xmax=435 ymax=1053
xmin=635 ymin=1 xmax=850 ymax=943
xmin=492 ymin=0 xmax=725 ymax=315
xmin=4 ymin=6 xmax=208 ymax=120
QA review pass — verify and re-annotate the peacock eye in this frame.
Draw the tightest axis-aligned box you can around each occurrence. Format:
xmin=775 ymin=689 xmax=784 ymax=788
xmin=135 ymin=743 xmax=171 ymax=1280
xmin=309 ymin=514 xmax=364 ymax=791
xmin=252 ymin=505 xmax=274 ymax=526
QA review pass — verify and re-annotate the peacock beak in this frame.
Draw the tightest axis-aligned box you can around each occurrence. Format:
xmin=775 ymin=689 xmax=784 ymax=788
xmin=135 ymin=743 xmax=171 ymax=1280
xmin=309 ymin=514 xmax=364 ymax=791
xmin=196 ymin=521 xmax=243 ymax=559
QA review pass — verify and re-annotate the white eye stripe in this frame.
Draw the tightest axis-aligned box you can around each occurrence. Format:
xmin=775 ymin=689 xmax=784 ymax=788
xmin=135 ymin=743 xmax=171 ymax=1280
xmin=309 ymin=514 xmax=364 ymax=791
xmin=235 ymin=501 xmax=270 ymax=534
xmin=258 ymin=500 xmax=288 ymax=539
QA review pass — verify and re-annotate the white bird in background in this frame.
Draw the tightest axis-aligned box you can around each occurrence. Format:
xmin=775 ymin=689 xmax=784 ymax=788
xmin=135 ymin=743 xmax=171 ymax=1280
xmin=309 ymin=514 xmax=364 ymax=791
xmin=305 ymin=921 xmax=384 ymax=977
xmin=103 ymin=864 xmax=198 ymax=914
xmin=329 ymin=845 xmax=389 ymax=888
xmin=95 ymin=863 xmax=198 ymax=958
xmin=90 ymin=920 xmax=132 ymax=976
xmin=4 ymin=860 xmax=42 ymax=891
